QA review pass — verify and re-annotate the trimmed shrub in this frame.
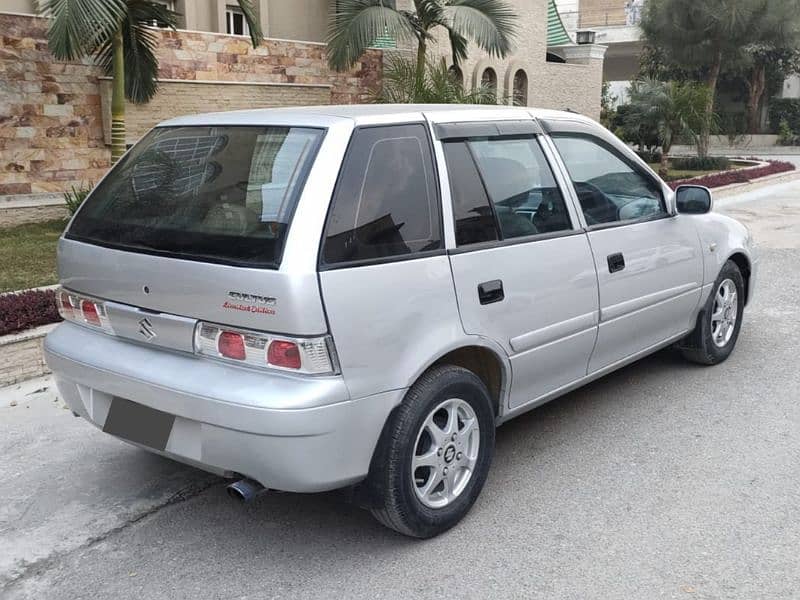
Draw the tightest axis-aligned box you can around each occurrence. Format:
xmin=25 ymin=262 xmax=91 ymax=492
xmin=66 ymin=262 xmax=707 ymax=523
xmin=777 ymin=119 xmax=800 ymax=146
xmin=64 ymin=184 xmax=92 ymax=216
xmin=0 ymin=289 xmax=61 ymax=336
xmin=668 ymin=160 xmax=795 ymax=190
xmin=768 ymin=98 xmax=800 ymax=134
xmin=670 ymin=156 xmax=731 ymax=171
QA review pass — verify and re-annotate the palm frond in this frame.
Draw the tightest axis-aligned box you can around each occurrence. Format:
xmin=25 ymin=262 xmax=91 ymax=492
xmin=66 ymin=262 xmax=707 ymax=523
xmin=41 ymin=0 xmax=127 ymax=60
xmin=327 ymin=0 xmax=416 ymax=71
xmin=447 ymin=29 xmax=468 ymax=66
xmin=443 ymin=0 xmax=517 ymax=58
xmin=235 ymin=0 xmax=264 ymax=48
xmin=94 ymin=0 xmax=178 ymax=103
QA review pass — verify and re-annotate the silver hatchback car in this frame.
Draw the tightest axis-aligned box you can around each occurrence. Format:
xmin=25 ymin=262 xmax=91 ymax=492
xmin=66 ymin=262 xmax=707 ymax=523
xmin=46 ymin=105 xmax=757 ymax=538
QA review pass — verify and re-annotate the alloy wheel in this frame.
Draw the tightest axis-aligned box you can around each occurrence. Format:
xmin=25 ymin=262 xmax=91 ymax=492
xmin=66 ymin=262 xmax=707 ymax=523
xmin=411 ymin=398 xmax=481 ymax=509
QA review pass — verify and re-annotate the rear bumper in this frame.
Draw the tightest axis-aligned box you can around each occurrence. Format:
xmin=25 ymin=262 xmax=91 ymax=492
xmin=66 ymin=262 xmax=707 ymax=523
xmin=44 ymin=323 xmax=402 ymax=492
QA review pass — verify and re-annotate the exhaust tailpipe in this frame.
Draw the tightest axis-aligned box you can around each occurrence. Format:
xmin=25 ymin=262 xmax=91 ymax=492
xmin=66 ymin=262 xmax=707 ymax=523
xmin=226 ymin=478 xmax=267 ymax=503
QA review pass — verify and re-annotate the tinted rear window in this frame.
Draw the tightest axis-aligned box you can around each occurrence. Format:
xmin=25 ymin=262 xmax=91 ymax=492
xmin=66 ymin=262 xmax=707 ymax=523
xmin=68 ymin=126 xmax=324 ymax=267
xmin=321 ymin=124 xmax=441 ymax=266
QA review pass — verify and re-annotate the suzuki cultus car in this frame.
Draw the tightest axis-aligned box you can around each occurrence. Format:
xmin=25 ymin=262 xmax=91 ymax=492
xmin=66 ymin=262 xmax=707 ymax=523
xmin=46 ymin=105 xmax=757 ymax=537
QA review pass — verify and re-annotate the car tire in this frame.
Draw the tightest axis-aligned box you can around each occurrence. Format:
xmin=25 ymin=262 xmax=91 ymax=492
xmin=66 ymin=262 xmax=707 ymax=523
xmin=367 ymin=365 xmax=495 ymax=538
xmin=680 ymin=260 xmax=745 ymax=365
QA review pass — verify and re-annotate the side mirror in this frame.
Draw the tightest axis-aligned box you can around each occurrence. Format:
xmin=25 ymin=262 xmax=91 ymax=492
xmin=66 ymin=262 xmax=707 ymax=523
xmin=675 ymin=185 xmax=713 ymax=214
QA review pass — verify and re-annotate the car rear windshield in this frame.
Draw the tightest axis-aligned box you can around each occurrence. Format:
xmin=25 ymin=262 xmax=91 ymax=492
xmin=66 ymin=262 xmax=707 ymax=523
xmin=67 ymin=125 xmax=324 ymax=267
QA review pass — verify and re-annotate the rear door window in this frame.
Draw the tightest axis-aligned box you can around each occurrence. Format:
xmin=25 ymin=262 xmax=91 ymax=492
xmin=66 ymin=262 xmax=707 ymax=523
xmin=67 ymin=125 xmax=324 ymax=267
xmin=321 ymin=124 xmax=441 ymax=266
xmin=443 ymin=135 xmax=573 ymax=245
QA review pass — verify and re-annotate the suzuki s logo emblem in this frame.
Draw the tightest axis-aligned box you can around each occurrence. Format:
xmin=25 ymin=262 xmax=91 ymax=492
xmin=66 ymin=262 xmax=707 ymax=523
xmin=138 ymin=318 xmax=157 ymax=341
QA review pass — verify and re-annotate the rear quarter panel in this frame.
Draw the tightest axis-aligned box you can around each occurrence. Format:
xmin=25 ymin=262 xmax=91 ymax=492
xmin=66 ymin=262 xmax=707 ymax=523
xmin=319 ymin=256 xmax=467 ymax=400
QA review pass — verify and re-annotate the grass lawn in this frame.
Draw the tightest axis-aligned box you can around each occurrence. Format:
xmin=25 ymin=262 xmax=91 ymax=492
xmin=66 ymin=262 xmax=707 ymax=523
xmin=0 ymin=219 xmax=65 ymax=293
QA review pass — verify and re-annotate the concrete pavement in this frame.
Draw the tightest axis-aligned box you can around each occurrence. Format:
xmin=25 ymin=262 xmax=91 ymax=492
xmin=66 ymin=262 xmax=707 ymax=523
xmin=1 ymin=178 xmax=799 ymax=599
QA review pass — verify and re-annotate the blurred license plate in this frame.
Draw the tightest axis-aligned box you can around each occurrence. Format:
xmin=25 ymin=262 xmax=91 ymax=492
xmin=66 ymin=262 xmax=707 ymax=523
xmin=103 ymin=397 xmax=175 ymax=451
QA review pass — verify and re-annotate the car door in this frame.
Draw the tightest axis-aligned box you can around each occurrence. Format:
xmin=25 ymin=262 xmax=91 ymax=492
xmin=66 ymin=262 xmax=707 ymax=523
xmin=545 ymin=121 xmax=703 ymax=373
xmin=436 ymin=120 xmax=599 ymax=411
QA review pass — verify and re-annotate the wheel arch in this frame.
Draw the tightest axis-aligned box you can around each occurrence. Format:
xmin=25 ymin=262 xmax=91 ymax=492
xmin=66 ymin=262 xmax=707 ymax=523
xmin=726 ymin=251 xmax=752 ymax=305
xmin=407 ymin=337 xmax=511 ymax=419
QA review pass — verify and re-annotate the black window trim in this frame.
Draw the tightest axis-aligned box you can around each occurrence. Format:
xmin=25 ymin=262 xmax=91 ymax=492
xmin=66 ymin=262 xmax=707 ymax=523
xmin=443 ymin=132 xmax=581 ymax=254
xmin=447 ymin=228 xmax=585 ymax=256
xmin=547 ymin=130 xmax=672 ymax=232
xmin=65 ymin=123 xmax=328 ymax=270
xmin=317 ymin=121 xmax=445 ymax=271
xmin=435 ymin=119 xmax=542 ymax=141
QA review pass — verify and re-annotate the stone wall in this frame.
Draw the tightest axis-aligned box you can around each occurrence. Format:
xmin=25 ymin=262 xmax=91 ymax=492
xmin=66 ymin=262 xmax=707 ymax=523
xmin=0 ymin=14 xmax=109 ymax=196
xmin=0 ymin=12 xmax=382 ymax=198
xmin=99 ymin=80 xmax=333 ymax=146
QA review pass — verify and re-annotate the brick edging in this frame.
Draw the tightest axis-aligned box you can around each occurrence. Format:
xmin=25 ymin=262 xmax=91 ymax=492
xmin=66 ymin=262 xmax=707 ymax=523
xmin=0 ymin=323 xmax=57 ymax=388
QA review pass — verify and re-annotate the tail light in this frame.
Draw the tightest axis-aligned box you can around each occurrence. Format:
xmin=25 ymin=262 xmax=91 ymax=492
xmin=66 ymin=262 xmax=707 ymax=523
xmin=267 ymin=340 xmax=302 ymax=369
xmin=81 ymin=299 xmax=101 ymax=326
xmin=218 ymin=331 xmax=246 ymax=360
xmin=195 ymin=322 xmax=338 ymax=375
xmin=56 ymin=287 xmax=114 ymax=334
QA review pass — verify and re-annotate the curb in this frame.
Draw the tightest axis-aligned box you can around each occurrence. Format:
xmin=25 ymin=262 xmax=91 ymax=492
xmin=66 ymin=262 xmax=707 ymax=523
xmin=712 ymin=170 xmax=800 ymax=199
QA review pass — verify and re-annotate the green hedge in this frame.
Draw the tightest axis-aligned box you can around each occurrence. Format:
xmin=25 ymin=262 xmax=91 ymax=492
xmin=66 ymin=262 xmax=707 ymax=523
xmin=670 ymin=156 xmax=731 ymax=171
xmin=768 ymin=99 xmax=800 ymax=133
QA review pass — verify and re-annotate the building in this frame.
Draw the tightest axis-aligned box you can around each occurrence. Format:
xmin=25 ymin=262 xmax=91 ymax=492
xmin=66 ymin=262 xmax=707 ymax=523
xmin=410 ymin=0 xmax=606 ymax=114
xmin=1 ymin=0 xmax=331 ymax=42
xmin=0 ymin=0 xmax=605 ymax=218
xmin=551 ymin=0 xmax=643 ymax=104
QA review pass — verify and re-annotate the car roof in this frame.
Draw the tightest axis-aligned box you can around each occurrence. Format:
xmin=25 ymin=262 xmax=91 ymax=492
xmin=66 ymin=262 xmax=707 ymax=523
xmin=158 ymin=104 xmax=595 ymax=129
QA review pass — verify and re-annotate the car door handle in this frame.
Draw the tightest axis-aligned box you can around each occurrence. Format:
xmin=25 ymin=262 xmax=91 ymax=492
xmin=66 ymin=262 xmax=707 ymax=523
xmin=478 ymin=280 xmax=504 ymax=305
xmin=607 ymin=252 xmax=625 ymax=273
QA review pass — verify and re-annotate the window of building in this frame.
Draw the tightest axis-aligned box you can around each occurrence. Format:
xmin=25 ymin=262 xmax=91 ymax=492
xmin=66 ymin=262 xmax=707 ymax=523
xmin=226 ymin=5 xmax=250 ymax=37
xmin=145 ymin=0 xmax=175 ymax=28
xmin=480 ymin=67 xmax=497 ymax=94
xmin=321 ymin=124 xmax=441 ymax=266
xmin=512 ymin=69 xmax=528 ymax=106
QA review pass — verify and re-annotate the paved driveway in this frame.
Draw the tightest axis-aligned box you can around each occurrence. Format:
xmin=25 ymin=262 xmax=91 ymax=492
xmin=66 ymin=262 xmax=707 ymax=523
xmin=2 ymin=178 xmax=799 ymax=599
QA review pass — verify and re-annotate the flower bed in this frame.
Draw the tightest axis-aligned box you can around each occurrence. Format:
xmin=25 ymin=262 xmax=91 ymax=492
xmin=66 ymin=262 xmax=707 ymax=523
xmin=668 ymin=160 xmax=796 ymax=190
xmin=0 ymin=289 xmax=61 ymax=337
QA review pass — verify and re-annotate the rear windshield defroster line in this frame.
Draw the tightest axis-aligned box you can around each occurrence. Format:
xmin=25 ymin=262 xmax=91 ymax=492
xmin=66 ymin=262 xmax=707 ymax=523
xmin=67 ymin=125 xmax=325 ymax=268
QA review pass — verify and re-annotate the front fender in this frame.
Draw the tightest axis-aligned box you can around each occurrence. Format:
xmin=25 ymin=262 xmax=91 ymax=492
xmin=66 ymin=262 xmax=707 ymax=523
xmin=692 ymin=212 xmax=758 ymax=305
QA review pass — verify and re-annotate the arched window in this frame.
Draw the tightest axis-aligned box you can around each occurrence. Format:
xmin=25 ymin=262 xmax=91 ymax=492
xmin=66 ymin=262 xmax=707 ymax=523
xmin=448 ymin=65 xmax=463 ymax=86
xmin=480 ymin=67 xmax=497 ymax=94
xmin=513 ymin=69 xmax=528 ymax=106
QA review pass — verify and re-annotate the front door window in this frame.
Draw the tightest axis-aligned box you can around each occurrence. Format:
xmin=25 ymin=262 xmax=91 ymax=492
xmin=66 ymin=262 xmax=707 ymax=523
xmin=552 ymin=135 xmax=666 ymax=226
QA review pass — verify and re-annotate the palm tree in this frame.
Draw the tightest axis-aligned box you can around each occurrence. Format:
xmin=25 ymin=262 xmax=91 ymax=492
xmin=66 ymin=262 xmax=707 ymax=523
xmin=327 ymin=0 xmax=517 ymax=85
xmin=43 ymin=0 xmax=263 ymax=163
xmin=373 ymin=55 xmax=498 ymax=104
xmin=626 ymin=79 xmax=711 ymax=174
